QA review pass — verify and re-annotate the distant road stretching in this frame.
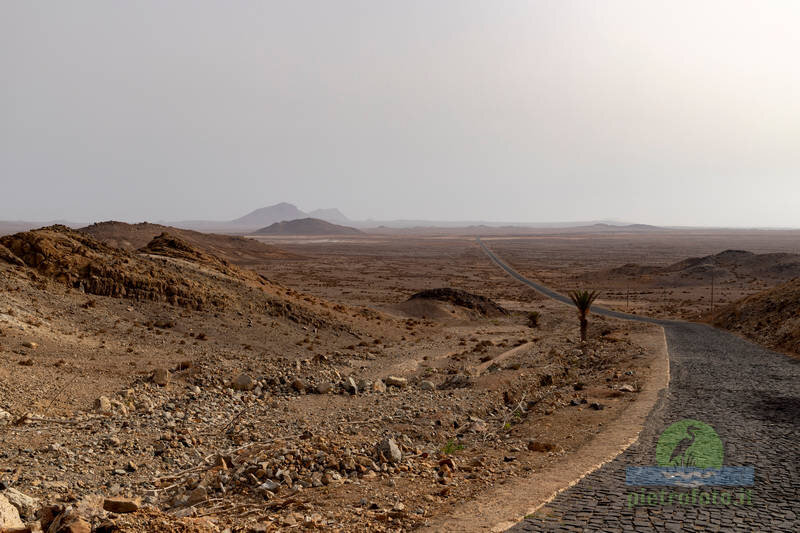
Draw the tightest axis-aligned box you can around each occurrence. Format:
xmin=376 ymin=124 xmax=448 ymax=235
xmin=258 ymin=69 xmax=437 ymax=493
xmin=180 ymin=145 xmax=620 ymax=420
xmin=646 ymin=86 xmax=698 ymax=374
xmin=477 ymin=237 xmax=800 ymax=532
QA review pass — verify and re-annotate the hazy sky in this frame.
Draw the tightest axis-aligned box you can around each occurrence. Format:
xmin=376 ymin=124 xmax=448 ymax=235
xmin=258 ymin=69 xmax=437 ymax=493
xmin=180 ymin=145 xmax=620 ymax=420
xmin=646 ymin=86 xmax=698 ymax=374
xmin=2 ymin=1 xmax=799 ymax=226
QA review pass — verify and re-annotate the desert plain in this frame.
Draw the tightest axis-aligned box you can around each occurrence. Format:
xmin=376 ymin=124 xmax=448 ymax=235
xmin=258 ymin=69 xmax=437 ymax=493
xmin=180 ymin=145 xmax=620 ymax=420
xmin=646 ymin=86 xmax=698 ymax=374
xmin=0 ymin=223 xmax=798 ymax=532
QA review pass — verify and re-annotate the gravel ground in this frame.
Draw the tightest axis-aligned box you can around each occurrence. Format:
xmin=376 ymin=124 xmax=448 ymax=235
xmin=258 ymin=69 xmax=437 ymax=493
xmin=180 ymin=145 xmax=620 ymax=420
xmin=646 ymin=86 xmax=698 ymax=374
xmin=479 ymin=240 xmax=800 ymax=532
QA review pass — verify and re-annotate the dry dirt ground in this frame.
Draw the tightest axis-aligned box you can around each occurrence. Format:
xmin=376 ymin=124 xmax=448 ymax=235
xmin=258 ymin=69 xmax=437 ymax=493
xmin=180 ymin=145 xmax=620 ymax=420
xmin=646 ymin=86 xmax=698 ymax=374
xmin=1 ymin=226 xmax=794 ymax=531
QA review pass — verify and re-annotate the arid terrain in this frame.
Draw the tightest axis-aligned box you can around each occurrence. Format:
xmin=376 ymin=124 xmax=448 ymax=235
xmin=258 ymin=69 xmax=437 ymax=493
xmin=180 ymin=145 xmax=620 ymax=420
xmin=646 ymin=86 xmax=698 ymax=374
xmin=251 ymin=229 xmax=800 ymax=321
xmin=0 ymin=224 xmax=797 ymax=532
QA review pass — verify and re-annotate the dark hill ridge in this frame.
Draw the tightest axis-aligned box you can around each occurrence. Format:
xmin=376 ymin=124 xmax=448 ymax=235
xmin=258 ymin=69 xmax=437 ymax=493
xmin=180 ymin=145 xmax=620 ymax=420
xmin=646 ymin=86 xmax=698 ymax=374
xmin=253 ymin=218 xmax=362 ymax=236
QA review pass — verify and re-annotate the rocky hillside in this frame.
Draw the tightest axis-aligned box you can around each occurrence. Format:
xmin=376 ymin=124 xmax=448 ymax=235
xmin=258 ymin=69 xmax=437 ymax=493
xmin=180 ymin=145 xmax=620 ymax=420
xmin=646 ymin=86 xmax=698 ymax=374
xmin=253 ymin=218 xmax=362 ymax=236
xmin=714 ymin=277 xmax=800 ymax=355
xmin=0 ymin=226 xmax=354 ymax=331
xmin=1 ymin=226 xmax=232 ymax=310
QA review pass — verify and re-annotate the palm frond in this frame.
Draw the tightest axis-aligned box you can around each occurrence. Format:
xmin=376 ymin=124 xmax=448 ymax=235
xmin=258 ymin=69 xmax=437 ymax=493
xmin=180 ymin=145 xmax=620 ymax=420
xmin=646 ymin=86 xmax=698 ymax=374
xmin=568 ymin=289 xmax=600 ymax=313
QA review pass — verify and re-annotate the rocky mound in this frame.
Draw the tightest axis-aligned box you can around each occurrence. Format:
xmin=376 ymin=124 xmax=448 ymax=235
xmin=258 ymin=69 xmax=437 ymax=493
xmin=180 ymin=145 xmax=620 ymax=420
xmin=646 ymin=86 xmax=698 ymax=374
xmin=253 ymin=218 xmax=362 ymax=236
xmin=80 ymin=221 xmax=296 ymax=266
xmin=0 ymin=242 xmax=24 ymax=266
xmin=408 ymin=288 xmax=508 ymax=317
xmin=139 ymin=232 xmax=235 ymax=275
xmin=714 ymin=277 xmax=800 ymax=355
xmin=0 ymin=225 xmax=229 ymax=309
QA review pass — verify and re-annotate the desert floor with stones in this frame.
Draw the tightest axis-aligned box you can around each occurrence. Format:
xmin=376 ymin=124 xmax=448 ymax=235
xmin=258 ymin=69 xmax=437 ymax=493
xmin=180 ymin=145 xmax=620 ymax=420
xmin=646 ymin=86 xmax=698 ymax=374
xmin=0 ymin=224 xmax=798 ymax=532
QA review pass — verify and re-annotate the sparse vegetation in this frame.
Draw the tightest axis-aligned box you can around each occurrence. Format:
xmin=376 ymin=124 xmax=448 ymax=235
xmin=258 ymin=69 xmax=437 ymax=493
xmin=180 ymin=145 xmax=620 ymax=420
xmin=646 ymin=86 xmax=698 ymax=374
xmin=442 ymin=439 xmax=464 ymax=455
xmin=568 ymin=290 xmax=600 ymax=342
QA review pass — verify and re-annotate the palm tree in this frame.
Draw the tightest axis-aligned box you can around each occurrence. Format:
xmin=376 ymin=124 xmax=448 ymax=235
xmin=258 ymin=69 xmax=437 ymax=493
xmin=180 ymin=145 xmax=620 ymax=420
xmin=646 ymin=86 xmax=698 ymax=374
xmin=568 ymin=290 xmax=600 ymax=342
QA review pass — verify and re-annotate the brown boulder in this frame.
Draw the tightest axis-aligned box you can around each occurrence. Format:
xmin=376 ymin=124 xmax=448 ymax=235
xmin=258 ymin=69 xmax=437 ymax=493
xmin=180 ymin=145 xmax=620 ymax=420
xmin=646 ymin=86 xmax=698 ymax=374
xmin=151 ymin=368 xmax=170 ymax=386
xmin=102 ymin=497 xmax=140 ymax=513
xmin=47 ymin=510 xmax=90 ymax=533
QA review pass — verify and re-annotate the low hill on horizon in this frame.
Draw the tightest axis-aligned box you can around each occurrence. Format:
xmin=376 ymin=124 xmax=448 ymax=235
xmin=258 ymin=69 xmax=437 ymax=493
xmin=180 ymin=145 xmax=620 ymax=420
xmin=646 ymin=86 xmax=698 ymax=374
xmin=590 ymin=249 xmax=800 ymax=285
xmin=252 ymin=218 xmax=362 ymax=236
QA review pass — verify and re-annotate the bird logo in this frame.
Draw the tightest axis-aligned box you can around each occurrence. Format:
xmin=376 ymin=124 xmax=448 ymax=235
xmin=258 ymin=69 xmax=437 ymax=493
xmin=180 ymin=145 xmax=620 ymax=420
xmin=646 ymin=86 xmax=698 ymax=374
xmin=656 ymin=419 xmax=723 ymax=470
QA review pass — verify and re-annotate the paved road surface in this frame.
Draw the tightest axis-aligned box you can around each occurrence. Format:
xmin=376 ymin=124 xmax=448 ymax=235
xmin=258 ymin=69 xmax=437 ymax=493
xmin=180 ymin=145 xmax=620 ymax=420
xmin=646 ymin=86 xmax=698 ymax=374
xmin=477 ymin=239 xmax=800 ymax=532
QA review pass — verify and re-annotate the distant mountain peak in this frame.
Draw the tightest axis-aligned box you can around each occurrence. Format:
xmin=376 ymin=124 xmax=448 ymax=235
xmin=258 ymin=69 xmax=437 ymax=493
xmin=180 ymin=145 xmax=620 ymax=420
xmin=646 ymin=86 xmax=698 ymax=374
xmin=231 ymin=203 xmax=308 ymax=227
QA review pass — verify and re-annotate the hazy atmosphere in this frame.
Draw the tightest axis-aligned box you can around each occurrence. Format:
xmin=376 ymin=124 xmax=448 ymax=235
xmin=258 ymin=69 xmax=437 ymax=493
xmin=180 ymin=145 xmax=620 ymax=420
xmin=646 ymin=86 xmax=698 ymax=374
xmin=2 ymin=4 xmax=800 ymax=532
xmin=2 ymin=1 xmax=798 ymax=226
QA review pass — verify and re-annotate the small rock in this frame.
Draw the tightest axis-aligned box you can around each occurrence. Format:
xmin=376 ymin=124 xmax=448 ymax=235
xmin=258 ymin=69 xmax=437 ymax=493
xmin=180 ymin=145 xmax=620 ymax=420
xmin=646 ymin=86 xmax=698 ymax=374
xmin=258 ymin=480 xmax=280 ymax=493
xmin=315 ymin=382 xmax=333 ymax=394
xmin=102 ymin=497 xmax=140 ymax=513
xmin=22 ymin=341 xmax=38 ymax=349
xmin=291 ymin=378 xmax=307 ymax=394
xmin=185 ymin=486 xmax=207 ymax=506
xmin=151 ymin=368 xmax=170 ymax=387
xmin=39 ymin=504 xmax=63 ymax=531
xmin=372 ymin=380 xmax=387 ymax=393
xmin=467 ymin=418 xmax=488 ymax=433
xmin=439 ymin=374 xmax=472 ymax=389
xmin=0 ymin=493 xmax=23 ymax=529
xmin=94 ymin=396 xmax=112 ymax=414
xmin=619 ymin=384 xmax=636 ymax=393
xmin=342 ymin=377 xmax=358 ymax=395
xmin=384 ymin=376 xmax=407 ymax=388
xmin=48 ymin=510 xmax=91 ymax=533
xmin=590 ymin=402 xmax=604 ymax=410
xmin=420 ymin=380 xmax=436 ymax=391
xmin=232 ymin=373 xmax=255 ymax=391
xmin=0 ymin=409 xmax=12 ymax=426
xmin=378 ymin=438 xmax=402 ymax=463
xmin=1 ymin=488 xmax=37 ymax=521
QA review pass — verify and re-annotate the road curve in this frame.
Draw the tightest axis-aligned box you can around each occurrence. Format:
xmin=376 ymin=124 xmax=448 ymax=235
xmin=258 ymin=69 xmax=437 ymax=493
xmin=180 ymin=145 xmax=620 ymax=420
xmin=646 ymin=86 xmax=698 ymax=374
xmin=477 ymin=237 xmax=664 ymax=324
xmin=477 ymin=238 xmax=800 ymax=532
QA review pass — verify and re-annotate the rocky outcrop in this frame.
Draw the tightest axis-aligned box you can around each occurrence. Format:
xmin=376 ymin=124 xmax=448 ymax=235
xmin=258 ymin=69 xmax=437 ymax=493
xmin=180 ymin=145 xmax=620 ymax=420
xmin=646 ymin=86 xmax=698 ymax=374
xmin=407 ymin=288 xmax=508 ymax=317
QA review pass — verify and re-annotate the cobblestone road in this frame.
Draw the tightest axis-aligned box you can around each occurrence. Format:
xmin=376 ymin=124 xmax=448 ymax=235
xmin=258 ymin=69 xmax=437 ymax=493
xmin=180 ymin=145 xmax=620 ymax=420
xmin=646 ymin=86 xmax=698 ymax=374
xmin=477 ymin=239 xmax=800 ymax=532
